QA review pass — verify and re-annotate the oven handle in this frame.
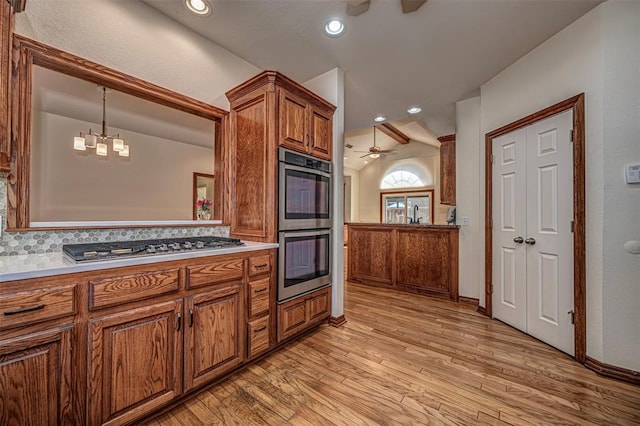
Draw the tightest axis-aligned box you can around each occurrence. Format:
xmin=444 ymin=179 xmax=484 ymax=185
xmin=280 ymin=162 xmax=332 ymax=179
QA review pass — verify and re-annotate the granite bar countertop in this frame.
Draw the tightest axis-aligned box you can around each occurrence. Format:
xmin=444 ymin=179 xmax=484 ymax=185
xmin=0 ymin=241 xmax=278 ymax=283
xmin=346 ymin=223 xmax=460 ymax=229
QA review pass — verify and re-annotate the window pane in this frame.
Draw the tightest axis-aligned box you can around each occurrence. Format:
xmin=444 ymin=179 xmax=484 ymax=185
xmin=385 ymin=196 xmax=405 ymax=224
xmin=407 ymin=195 xmax=430 ymax=224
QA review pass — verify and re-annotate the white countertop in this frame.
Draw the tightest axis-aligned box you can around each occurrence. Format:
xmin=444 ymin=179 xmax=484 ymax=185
xmin=0 ymin=241 xmax=278 ymax=283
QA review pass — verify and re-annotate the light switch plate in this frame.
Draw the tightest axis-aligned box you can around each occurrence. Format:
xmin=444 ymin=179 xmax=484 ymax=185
xmin=625 ymin=163 xmax=640 ymax=184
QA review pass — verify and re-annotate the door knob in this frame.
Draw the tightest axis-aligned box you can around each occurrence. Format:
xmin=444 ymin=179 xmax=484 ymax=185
xmin=513 ymin=237 xmax=524 ymax=244
xmin=525 ymin=238 xmax=536 ymax=245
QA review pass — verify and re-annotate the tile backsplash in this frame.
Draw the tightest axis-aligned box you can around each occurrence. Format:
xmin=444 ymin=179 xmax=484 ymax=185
xmin=0 ymin=178 xmax=230 ymax=256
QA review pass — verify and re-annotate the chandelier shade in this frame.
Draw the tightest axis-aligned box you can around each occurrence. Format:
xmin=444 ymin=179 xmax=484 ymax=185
xmin=73 ymin=86 xmax=130 ymax=157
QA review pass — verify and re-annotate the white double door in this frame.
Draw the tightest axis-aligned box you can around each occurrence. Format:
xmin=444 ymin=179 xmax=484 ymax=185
xmin=492 ymin=110 xmax=574 ymax=356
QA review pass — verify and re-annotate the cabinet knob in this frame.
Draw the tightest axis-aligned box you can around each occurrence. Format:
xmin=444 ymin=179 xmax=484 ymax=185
xmin=525 ymin=238 xmax=536 ymax=245
xmin=513 ymin=237 xmax=524 ymax=244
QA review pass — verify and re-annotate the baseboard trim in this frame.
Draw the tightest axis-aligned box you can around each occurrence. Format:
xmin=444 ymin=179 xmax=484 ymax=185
xmin=328 ymin=315 xmax=347 ymax=327
xmin=477 ymin=305 xmax=489 ymax=317
xmin=459 ymin=296 xmax=479 ymax=307
xmin=585 ymin=356 xmax=640 ymax=386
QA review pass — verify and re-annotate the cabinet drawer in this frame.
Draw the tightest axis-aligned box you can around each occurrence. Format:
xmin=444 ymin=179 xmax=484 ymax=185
xmin=248 ymin=255 xmax=271 ymax=277
xmin=0 ymin=284 xmax=75 ymax=329
xmin=89 ymin=269 xmax=179 ymax=310
xmin=187 ymin=259 xmax=244 ymax=288
xmin=248 ymin=278 xmax=270 ymax=318
xmin=248 ymin=316 xmax=270 ymax=358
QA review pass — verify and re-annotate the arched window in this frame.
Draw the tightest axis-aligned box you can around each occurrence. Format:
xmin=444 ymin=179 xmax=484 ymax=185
xmin=380 ymin=170 xmax=423 ymax=189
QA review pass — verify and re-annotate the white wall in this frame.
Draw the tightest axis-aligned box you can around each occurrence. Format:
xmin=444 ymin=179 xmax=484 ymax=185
xmin=343 ymin=166 xmax=360 ymax=222
xmin=455 ymin=97 xmax=482 ymax=300
xmin=468 ymin=2 xmax=640 ymax=371
xmin=356 ymin=155 xmax=448 ymax=224
xmin=31 ymin=111 xmax=213 ymax=221
xmin=14 ymin=0 xmax=260 ymax=109
xmin=304 ymin=68 xmax=346 ymax=319
xmin=599 ymin=2 xmax=640 ymax=372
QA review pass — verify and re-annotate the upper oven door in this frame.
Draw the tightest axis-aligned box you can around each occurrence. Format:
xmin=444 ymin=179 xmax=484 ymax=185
xmin=279 ymin=162 xmax=332 ymax=230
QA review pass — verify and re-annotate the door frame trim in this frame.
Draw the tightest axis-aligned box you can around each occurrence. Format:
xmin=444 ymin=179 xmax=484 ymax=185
xmin=484 ymin=93 xmax=586 ymax=363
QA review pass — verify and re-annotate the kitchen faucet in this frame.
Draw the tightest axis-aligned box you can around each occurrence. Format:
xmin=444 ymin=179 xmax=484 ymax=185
xmin=413 ymin=205 xmax=420 ymax=224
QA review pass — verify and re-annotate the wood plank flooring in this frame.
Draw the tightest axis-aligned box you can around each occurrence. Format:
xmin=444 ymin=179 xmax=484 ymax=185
xmin=145 ymin=282 xmax=640 ymax=425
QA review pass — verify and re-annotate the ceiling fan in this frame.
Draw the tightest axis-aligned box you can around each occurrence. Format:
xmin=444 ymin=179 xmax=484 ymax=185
xmin=346 ymin=0 xmax=427 ymax=16
xmin=355 ymin=126 xmax=397 ymax=159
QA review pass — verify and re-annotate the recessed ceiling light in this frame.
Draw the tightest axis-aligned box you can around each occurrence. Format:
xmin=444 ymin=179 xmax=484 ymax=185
xmin=407 ymin=107 xmax=422 ymax=114
xmin=186 ymin=0 xmax=212 ymax=16
xmin=344 ymin=156 xmax=347 ymax=160
xmin=364 ymin=160 xmax=369 ymax=164
xmin=324 ymin=19 xmax=345 ymax=37
xmin=374 ymin=115 xmax=386 ymax=122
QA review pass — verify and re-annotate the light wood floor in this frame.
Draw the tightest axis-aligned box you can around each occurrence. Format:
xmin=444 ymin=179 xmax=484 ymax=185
xmin=146 ymin=282 xmax=640 ymax=425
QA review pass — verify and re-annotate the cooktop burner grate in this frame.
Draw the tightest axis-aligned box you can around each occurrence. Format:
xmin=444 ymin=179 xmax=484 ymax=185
xmin=63 ymin=236 xmax=244 ymax=263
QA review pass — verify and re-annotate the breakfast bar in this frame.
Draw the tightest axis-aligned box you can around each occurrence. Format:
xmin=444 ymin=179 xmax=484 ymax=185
xmin=347 ymin=223 xmax=459 ymax=300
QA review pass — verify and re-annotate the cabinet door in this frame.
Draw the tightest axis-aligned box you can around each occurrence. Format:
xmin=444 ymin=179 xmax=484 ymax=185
xmin=309 ymin=106 xmax=332 ymax=161
xmin=307 ymin=287 xmax=330 ymax=323
xmin=0 ymin=325 xmax=74 ymax=425
xmin=348 ymin=227 xmax=394 ymax=285
xmin=88 ymin=300 xmax=182 ymax=426
xmin=440 ymin=140 xmax=456 ymax=205
xmin=230 ymin=91 xmax=276 ymax=242
xmin=277 ymin=296 xmax=306 ymax=343
xmin=184 ymin=283 xmax=245 ymax=392
xmin=279 ymin=89 xmax=309 ymax=153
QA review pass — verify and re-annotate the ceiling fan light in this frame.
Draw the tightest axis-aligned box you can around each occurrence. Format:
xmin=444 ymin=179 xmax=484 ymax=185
xmin=324 ymin=19 xmax=345 ymax=37
xmin=369 ymin=153 xmax=380 ymax=159
xmin=407 ymin=106 xmax=422 ymax=114
xmin=374 ymin=115 xmax=386 ymax=122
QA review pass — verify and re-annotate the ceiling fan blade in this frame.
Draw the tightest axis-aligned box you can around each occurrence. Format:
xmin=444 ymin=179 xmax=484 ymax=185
xmin=347 ymin=0 xmax=370 ymax=16
xmin=400 ymin=0 xmax=427 ymax=14
xmin=359 ymin=153 xmax=373 ymax=158
xmin=379 ymin=149 xmax=397 ymax=154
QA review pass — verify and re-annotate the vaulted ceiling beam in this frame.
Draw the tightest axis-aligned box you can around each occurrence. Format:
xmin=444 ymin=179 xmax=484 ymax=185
xmin=377 ymin=123 xmax=411 ymax=144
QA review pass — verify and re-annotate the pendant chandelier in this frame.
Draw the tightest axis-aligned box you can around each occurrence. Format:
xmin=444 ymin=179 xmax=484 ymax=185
xmin=73 ymin=86 xmax=130 ymax=157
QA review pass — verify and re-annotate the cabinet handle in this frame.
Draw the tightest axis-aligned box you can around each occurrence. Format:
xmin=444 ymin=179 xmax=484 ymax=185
xmin=254 ymin=263 xmax=268 ymax=269
xmin=254 ymin=326 xmax=267 ymax=333
xmin=176 ymin=312 xmax=181 ymax=331
xmin=189 ymin=309 xmax=194 ymax=327
xmin=4 ymin=304 xmax=45 ymax=316
xmin=254 ymin=287 xmax=268 ymax=294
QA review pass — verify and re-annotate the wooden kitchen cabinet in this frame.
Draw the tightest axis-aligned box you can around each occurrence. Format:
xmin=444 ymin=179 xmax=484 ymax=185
xmin=438 ymin=134 xmax=456 ymax=205
xmin=279 ymin=89 xmax=333 ymax=160
xmin=0 ymin=325 xmax=74 ymax=425
xmin=87 ymin=300 xmax=183 ymax=426
xmin=226 ymin=71 xmax=336 ymax=242
xmin=277 ymin=286 xmax=331 ymax=343
xmin=246 ymin=252 xmax=275 ymax=359
xmin=348 ymin=223 xmax=459 ymax=301
xmin=184 ymin=283 xmax=245 ymax=392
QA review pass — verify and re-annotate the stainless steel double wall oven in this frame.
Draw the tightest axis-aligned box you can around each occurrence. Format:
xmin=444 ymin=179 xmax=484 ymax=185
xmin=278 ymin=148 xmax=332 ymax=302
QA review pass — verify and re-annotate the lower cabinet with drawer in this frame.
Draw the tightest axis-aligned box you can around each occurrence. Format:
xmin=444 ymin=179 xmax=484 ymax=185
xmin=277 ymin=286 xmax=331 ymax=343
xmin=0 ymin=248 xmax=319 ymax=425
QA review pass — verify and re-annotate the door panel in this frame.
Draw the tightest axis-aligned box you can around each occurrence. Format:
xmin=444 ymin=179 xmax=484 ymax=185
xmin=526 ymin=110 xmax=574 ymax=355
xmin=492 ymin=129 xmax=527 ymax=332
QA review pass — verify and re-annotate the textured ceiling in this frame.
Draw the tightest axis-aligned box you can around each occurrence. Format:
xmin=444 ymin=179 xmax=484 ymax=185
xmin=142 ymin=0 xmax=601 ymax=138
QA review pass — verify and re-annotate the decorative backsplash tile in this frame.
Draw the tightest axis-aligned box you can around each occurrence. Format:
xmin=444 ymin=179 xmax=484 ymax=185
xmin=0 ymin=178 xmax=230 ymax=256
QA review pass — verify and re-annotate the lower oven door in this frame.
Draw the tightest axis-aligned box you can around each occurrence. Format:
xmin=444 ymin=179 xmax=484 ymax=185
xmin=278 ymin=229 xmax=332 ymax=302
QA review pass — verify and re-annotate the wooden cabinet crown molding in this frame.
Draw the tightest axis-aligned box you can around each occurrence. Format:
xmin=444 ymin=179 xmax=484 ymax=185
xmin=8 ymin=0 xmax=27 ymax=13
xmin=226 ymin=70 xmax=336 ymax=113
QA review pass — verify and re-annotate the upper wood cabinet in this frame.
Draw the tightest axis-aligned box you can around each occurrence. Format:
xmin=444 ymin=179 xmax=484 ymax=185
xmin=226 ymin=71 xmax=336 ymax=242
xmin=438 ymin=134 xmax=456 ymax=205
xmin=279 ymin=89 xmax=333 ymax=160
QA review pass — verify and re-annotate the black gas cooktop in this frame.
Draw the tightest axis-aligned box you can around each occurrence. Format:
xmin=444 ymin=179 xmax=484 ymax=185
xmin=63 ymin=236 xmax=244 ymax=263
